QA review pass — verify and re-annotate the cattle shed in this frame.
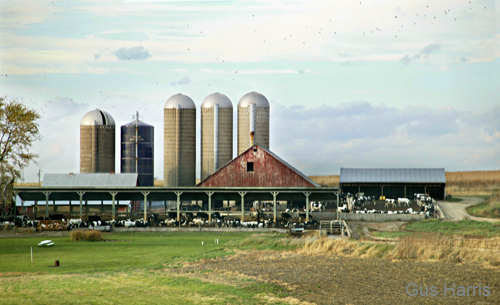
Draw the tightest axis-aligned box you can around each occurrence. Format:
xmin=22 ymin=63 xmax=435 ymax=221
xmin=197 ymin=144 xmax=320 ymax=188
xmin=339 ymin=168 xmax=446 ymax=200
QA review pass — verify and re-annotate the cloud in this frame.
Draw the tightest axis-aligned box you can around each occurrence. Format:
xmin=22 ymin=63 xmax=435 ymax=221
xmin=199 ymin=68 xmax=310 ymax=75
xmin=400 ymin=43 xmax=441 ymax=65
xmin=170 ymin=76 xmax=191 ymax=86
xmin=270 ymin=102 xmax=499 ymax=174
xmin=114 ymin=46 xmax=152 ymax=61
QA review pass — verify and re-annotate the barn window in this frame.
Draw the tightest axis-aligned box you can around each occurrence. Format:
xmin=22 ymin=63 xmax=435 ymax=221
xmin=247 ymin=162 xmax=254 ymax=172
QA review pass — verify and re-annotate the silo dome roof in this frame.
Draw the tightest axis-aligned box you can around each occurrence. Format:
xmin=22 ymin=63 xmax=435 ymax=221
xmin=80 ymin=109 xmax=115 ymax=126
xmin=238 ymin=91 xmax=270 ymax=108
xmin=122 ymin=120 xmax=153 ymax=128
xmin=201 ymin=92 xmax=233 ymax=109
xmin=164 ymin=93 xmax=196 ymax=109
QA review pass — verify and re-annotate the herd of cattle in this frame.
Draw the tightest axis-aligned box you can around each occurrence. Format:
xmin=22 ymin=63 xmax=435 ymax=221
xmin=0 ymin=193 xmax=438 ymax=231
xmin=337 ymin=193 xmax=437 ymax=217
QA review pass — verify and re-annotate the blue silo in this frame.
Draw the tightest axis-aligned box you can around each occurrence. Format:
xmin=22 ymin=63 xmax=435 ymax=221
xmin=121 ymin=112 xmax=154 ymax=186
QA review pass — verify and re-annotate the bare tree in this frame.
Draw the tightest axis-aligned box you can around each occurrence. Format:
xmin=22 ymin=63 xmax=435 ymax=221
xmin=0 ymin=97 xmax=41 ymax=215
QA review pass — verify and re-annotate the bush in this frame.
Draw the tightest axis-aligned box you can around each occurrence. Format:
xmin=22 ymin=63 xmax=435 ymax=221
xmin=70 ymin=229 xmax=103 ymax=242
xmin=85 ymin=230 xmax=103 ymax=241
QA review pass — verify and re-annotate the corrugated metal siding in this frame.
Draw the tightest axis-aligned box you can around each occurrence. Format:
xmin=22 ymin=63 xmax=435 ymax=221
xmin=43 ymin=173 xmax=138 ymax=187
xmin=339 ymin=168 xmax=446 ymax=183
xmin=198 ymin=144 xmax=319 ymax=187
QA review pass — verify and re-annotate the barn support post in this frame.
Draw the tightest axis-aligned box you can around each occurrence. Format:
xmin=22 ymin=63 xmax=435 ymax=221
xmin=404 ymin=184 xmax=407 ymax=198
xmin=271 ymin=192 xmax=279 ymax=223
xmin=303 ymin=192 xmax=311 ymax=222
xmin=335 ymin=191 xmax=340 ymax=221
xmin=381 ymin=186 xmax=384 ymax=197
xmin=53 ymin=200 xmax=56 ymax=213
xmin=164 ymin=200 xmax=167 ymax=217
xmin=141 ymin=191 xmax=150 ymax=222
xmin=101 ymin=200 xmax=104 ymax=215
xmin=206 ymin=192 xmax=214 ymax=223
xmin=77 ymin=192 xmax=85 ymax=220
xmin=43 ymin=191 xmax=51 ymax=218
xmin=175 ymin=191 xmax=183 ymax=221
xmin=34 ymin=201 xmax=37 ymax=219
xmin=110 ymin=192 xmax=118 ymax=221
xmin=238 ymin=192 xmax=247 ymax=221
xmin=69 ymin=200 xmax=72 ymax=217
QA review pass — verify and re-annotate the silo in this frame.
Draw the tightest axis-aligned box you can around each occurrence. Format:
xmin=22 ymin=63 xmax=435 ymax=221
xmin=164 ymin=93 xmax=196 ymax=186
xmin=201 ymin=93 xmax=233 ymax=180
xmin=121 ymin=112 xmax=154 ymax=186
xmin=237 ymin=91 xmax=270 ymax=155
xmin=80 ymin=109 xmax=116 ymax=173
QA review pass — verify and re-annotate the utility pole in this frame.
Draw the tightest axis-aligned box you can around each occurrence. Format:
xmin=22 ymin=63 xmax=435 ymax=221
xmin=37 ymin=169 xmax=41 ymax=185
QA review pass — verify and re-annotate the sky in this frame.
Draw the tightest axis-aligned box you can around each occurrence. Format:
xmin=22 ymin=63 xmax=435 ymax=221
xmin=0 ymin=0 xmax=498 ymax=183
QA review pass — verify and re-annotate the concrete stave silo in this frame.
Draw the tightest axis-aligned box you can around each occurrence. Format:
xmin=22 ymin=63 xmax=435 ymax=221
xmin=164 ymin=93 xmax=196 ymax=186
xmin=201 ymin=92 xmax=233 ymax=180
xmin=80 ymin=109 xmax=116 ymax=173
xmin=121 ymin=112 xmax=154 ymax=186
xmin=237 ymin=91 xmax=270 ymax=155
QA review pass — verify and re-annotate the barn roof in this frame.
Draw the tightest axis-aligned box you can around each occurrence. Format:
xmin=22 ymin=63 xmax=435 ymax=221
xmin=197 ymin=144 xmax=320 ymax=187
xmin=258 ymin=146 xmax=320 ymax=187
xmin=339 ymin=168 xmax=446 ymax=184
xmin=43 ymin=173 xmax=138 ymax=187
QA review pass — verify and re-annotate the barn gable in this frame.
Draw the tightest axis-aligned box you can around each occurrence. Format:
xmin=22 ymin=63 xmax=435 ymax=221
xmin=197 ymin=144 xmax=319 ymax=187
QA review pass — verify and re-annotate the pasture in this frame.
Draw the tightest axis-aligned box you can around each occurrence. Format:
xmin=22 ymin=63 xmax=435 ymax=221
xmin=1 ymin=228 xmax=500 ymax=304
xmin=0 ymin=232 xmax=281 ymax=305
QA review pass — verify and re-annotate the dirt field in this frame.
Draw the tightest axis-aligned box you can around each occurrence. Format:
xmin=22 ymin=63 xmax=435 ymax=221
xmin=172 ymin=250 xmax=500 ymax=304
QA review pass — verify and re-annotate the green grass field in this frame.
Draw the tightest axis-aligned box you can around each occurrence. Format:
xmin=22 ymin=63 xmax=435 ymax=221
xmin=0 ymin=231 xmax=295 ymax=305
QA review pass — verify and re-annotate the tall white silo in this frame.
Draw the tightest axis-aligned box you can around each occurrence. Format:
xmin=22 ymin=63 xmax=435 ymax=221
xmin=201 ymin=92 xmax=233 ymax=180
xmin=237 ymin=91 xmax=270 ymax=155
xmin=163 ymin=93 xmax=196 ymax=186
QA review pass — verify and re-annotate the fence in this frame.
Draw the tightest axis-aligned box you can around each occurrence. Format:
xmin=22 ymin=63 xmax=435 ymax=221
xmin=312 ymin=212 xmax=425 ymax=222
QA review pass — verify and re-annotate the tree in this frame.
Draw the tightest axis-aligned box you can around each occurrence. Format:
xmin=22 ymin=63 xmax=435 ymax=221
xmin=0 ymin=97 xmax=41 ymax=215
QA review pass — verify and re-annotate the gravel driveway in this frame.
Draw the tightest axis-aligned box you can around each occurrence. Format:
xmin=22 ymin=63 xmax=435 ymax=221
xmin=437 ymin=197 xmax=500 ymax=222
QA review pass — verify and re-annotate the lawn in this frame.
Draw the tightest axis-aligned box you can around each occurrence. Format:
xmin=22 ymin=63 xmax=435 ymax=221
xmin=0 ymin=231 xmax=295 ymax=305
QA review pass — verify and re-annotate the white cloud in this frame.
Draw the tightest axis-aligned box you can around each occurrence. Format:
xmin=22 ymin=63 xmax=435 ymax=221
xmin=271 ymin=102 xmax=500 ymax=174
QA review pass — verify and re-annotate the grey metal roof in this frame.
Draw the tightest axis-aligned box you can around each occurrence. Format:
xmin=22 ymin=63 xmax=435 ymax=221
xmin=43 ymin=173 xmax=138 ymax=187
xmin=80 ymin=109 xmax=115 ymax=126
xmin=258 ymin=145 xmax=320 ymax=187
xmin=238 ymin=91 xmax=270 ymax=108
xmin=164 ymin=93 xmax=196 ymax=109
xmin=201 ymin=92 xmax=233 ymax=109
xmin=339 ymin=168 xmax=446 ymax=184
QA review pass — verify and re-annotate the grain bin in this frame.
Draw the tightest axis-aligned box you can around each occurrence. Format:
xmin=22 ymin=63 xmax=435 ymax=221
xmin=201 ymin=93 xmax=233 ymax=180
xmin=164 ymin=93 xmax=196 ymax=186
xmin=121 ymin=112 xmax=154 ymax=186
xmin=237 ymin=91 xmax=270 ymax=155
xmin=80 ymin=109 xmax=116 ymax=173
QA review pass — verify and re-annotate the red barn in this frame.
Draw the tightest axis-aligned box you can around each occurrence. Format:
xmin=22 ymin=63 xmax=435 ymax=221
xmin=197 ymin=144 xmax=319 ymax=187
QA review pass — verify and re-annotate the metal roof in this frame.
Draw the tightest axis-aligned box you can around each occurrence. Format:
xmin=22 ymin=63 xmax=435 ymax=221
xmin=339 ymin=168 xmax=446 ymax=184
xmin=43 ymin=173 xmax=138 ymax=187
xmin=201 ymin=92 xmax=233 ymax=109
xmin=238 ymin=91 xmax=270 ymax=108
xmin=164 ymin=93 xmax=196 ymax=109
xmin=121 ymin=120 xmax=153 ymax=127
xmin=254 ymin=145 xmax=321 ymax=187
xmin=80 ymin=109 xmax=115 ymax=126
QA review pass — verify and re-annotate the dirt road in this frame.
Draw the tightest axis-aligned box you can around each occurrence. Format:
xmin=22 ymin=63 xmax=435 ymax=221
xmin=437 ymin=197 xmax=500 ymax=222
